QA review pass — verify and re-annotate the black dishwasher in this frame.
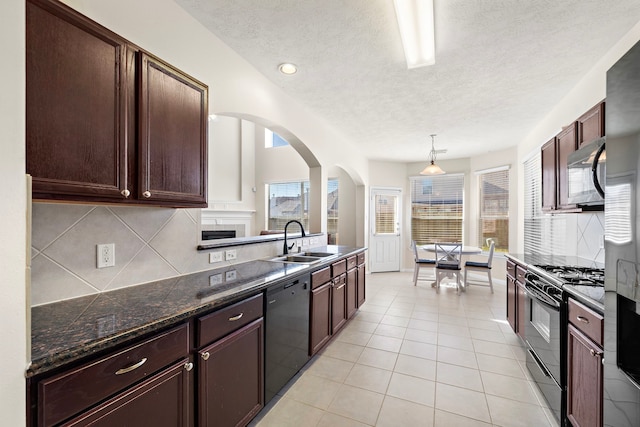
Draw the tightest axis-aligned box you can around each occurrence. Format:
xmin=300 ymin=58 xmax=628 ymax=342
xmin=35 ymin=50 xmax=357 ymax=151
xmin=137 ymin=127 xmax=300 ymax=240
xmin=264 ymin=272 xmax=310 ymax=403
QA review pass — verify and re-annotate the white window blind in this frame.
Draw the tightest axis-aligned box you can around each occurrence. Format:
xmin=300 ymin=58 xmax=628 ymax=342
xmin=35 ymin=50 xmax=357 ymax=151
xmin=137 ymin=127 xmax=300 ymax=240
xmin=523 ymin=152 xmax=566 ymax=255
xmin=477 ymin=167 xmax=509 ymax=252
xmin=268 ymin=181 xmax=309 ymax=230
xmin=410 ymin=174 xmax=464 ymax=244
xmin=327 ymin=179 xmax=339 ymax=244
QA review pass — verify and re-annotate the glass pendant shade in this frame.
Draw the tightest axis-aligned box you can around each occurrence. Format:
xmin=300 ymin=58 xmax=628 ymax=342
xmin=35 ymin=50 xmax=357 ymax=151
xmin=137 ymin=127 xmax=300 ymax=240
xmin=421 ymin=161 xmax=445 ymax=175
xmin=420 ymin=134 xmax=445 ymax=175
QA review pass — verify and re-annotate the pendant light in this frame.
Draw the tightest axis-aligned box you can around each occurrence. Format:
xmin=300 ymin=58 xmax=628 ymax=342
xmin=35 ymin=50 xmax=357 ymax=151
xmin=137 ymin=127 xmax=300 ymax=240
xmin=420 ymin=134 xmax=445 ymax=175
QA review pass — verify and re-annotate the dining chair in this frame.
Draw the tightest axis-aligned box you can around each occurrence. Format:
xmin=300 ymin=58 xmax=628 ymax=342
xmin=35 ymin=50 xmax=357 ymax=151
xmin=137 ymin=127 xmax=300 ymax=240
xmin=435 ymin=242 xmax=463 ymax=294
xmin=412 ymin=240 xmax=436 ymax=286
xmin=463 ymin=242 xmax=495 ymax=293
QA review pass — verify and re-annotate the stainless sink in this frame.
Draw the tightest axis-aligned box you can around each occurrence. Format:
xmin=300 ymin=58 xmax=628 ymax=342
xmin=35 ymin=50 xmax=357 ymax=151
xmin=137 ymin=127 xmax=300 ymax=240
xmin=268 ymin=251 xmax=339 ymax=264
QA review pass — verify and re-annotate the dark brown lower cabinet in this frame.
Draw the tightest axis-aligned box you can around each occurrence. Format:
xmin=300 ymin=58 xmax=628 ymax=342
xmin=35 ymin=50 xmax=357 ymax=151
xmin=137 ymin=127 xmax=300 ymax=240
xmin=516 ymin=282 xmax=526 ymax=340
xmin=62 ymin=358 xmax=193 ymax=427
xmin=567 ymin=324 xmax=603 ymax=427
xmin=197 ymin=318 xmax=264 ymax=427
xmin=357 ymin=263 xmax=366 ymax=307
xmin=310 ymin=282 xmax=332 ymax=355
xmin=346 ymin=268 xmax=357 ymax=319
xmin=506 ymin=274 xmax=517 ymax=332
xmin=331 ymin=274 xmax=347 ymax=334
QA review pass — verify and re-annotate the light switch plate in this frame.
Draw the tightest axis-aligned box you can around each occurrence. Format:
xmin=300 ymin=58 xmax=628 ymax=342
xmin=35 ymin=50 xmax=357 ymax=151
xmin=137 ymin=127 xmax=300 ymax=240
xmin=209 ymin=252 xmax=223 ymax=263
xmin=225 ymin=249 xmax=237 ymax=261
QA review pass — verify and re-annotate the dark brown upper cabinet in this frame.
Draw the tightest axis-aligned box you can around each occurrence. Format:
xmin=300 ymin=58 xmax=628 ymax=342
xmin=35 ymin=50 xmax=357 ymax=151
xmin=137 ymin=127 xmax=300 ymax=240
xmin=556 ymin=123 xmax=578 ymax=210
xmin=577 ymin=101 xmax=605 ymax=148
xmin=138 ymin=53 xmax=208 ymax=205
xmin=541 ymin=123 xmax=578 ymax=212
xmin=26 ymin=0 xmax=208 ymax=208
xmin=541 ymin=137 xmax=557 ymax=211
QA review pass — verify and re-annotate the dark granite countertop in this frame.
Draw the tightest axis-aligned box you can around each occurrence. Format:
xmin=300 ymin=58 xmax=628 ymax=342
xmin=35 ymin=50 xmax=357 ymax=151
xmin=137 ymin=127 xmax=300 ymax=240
xmin=28 ymin=245 xmax=365 ymax=378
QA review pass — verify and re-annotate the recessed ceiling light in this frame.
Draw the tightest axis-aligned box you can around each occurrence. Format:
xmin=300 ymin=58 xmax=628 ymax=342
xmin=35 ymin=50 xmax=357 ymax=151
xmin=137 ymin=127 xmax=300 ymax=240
xmin=278 ymin=63 xmax=298 ymax=75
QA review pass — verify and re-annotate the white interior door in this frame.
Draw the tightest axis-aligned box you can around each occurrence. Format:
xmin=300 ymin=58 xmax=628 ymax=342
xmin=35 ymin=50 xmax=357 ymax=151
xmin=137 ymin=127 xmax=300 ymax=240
xmin=369 ymin=188 xmax=401 ymax=272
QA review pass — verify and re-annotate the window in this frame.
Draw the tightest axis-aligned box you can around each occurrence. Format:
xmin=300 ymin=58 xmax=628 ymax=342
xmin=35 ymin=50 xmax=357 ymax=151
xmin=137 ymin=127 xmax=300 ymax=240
xmin=265 ymin=128 xmax=289 ymax=148
xmin=327 ymin=179 xmax=339 ymax=244
xmin=410 ymin=174 xmax=464 ymax=245
xmin=477 ymin=167 xmax=510 ymax=252
xmin=524 ymin=152 xmax=567 ymax=255
xmin=267 ymin=181 xmax=309 ymax=231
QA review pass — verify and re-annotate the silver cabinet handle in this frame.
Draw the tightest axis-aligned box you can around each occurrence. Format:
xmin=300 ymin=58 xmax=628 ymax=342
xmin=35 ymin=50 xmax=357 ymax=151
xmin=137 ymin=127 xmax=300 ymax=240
xmin=335 ymin=283 xmax=346 ymax=290
xmin=121 ymin=189 xmax=130 ymax=198
xmin=115 ymin=358 xmax=147 ymax=375
xmin=143 ymin=191 xmax=151 ymax=198
xmin=577 ymin=315 xmax=590 ymax=324
xmin=201 ymin=351 xmax=210 ymax=361
xmin=228 ymin=313 xmax=243 ymax=322
xmin=184 ymin=362 xmax=193 ymax=371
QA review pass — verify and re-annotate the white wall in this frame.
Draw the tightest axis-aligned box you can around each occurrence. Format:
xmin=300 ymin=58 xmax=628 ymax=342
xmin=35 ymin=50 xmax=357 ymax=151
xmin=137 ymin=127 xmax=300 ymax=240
xmin=0 ymin=0 xmax=27 ymax=425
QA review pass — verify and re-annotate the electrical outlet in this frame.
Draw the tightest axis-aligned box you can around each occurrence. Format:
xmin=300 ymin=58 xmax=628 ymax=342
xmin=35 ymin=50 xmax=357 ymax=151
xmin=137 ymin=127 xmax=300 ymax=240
xmin=225 ymin=249 xmax=237 ymax=261
xmin=209 ymin=252 xmax=223 ymax=263
xmin=209 ymin=273 xmax=223 ymax=286
xmin=97 ymin=244 xmax=115 ymax=268
xmin=225 ymin=270 xmax=237 ymax=281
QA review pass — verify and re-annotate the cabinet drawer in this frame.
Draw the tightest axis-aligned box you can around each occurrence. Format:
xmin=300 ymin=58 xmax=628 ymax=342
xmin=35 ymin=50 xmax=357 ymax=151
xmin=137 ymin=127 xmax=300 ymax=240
xmin=568 ymin=298 xmax=603 ymax=347
xmin=311 ymin=266 xmax=331 ymax=290
xmin=198 ymin=293 xmax=263 ymax=347
xmin=346 ymin=255 xmax=357 ymax=271
xmin=357 ymin=252 xmax=365 ymax=266
xmin=332 ymin=259 xmax=347 ymax=277
xmin=39 ymin=323 xmax=189 ymax=427
xmin=516 ymin=265 xmax=526 ymax=283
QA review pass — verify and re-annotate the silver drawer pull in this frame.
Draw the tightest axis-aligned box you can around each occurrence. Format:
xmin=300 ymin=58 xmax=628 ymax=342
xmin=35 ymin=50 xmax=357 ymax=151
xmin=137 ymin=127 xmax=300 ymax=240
xmin=335 ymin=283 xmax=346 ymax=290
xmin=115 ymin=358 xmax=147 ymax=375
xmin=201 ymin=351 xmax=210 ymax=361
xmin=228 ymin=313 xmax=243 ymax=322
xmin=577 ymin=315 xmax=590 ymax=324
xmin=184 ymin=362 xmax=194 ymax=371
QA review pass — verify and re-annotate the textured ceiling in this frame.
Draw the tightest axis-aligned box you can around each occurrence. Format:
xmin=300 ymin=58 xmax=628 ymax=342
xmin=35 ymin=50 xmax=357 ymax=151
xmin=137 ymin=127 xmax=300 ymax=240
xmin=175 ymin=0 xmax=640 ymax=162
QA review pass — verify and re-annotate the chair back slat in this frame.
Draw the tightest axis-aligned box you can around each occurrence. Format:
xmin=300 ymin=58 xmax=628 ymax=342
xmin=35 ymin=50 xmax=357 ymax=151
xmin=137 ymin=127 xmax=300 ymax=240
xmin=435 ymin=243 xmax=462 ymax=265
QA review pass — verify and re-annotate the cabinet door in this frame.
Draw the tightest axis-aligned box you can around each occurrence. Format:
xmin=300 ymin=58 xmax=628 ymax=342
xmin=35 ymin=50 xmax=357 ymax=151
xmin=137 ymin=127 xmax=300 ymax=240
xmin=567 ymin=324 xmax=603 ymax=427
xmin=557 ymin=123 xmax=578 ymax=210
xmin=346 ymin=268 xmax=357 ymax=319
xmin=62 ymin=359 xmax=193 ymax=427
xmin=310 ymin=282 xmax=332 ymax=356
xmin=357 ymin=264 xmax=366 ymax=307
xmin=331 ymin=274 xmax=347 ymax=334
xmin=138 ymin=52 xmax=208 ymax=206
xmin=541 ymin=138 xmax=557 ymax=211
xmin=506 ymin=275 xmax=516 ymax=332
xmin=578 ymin=102 xmax=605 ymax=148
xmin=516 ymin=282 xmax=526 ymax=340
xmin=26 ymin=0 xmax=129 ymax=201
xmin=198 ymin=318 xmax=264 ymax=427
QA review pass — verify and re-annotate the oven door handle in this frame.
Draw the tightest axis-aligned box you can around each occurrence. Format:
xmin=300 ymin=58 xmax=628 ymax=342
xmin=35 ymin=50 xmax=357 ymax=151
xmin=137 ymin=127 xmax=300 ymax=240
xmin=524 ymin=284 xmax=561 ymax=311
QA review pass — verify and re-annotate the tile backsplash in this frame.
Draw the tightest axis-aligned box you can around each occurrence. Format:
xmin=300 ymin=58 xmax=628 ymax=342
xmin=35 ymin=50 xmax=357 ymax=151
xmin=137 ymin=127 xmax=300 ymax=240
xmin=577 ymin=211 xmax=605 ymax=264
xmin=30 ymin=203 xmax=290 ymax=306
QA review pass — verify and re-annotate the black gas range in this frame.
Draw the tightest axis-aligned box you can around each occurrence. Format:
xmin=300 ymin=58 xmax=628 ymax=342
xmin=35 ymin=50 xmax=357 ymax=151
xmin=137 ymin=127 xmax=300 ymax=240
xmin=530 ymin=264 xmax=605 ymax=306
xmin=522 ymin=263 xmax=604 ymax=426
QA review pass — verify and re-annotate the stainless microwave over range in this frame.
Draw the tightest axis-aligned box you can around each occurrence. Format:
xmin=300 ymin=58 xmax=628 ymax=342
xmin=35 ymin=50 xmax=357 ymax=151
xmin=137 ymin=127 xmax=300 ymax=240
xmin=567 ymin=136 xmax=605 ymax=209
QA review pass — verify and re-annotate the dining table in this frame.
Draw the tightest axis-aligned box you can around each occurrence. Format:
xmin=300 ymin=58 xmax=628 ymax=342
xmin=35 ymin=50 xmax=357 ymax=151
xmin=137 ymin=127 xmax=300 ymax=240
xmin=420 ymin=244 xmax=483 ymax=290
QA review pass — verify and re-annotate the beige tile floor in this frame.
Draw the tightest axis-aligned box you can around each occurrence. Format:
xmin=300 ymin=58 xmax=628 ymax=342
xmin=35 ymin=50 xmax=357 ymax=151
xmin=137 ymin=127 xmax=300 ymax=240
xmin=251 ymin=271 xmax=560 ymax=427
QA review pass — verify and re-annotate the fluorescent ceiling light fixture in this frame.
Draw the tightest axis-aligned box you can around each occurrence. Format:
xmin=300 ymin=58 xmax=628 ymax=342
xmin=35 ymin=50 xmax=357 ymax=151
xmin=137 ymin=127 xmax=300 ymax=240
xmin=278 ymin=63 xmax=298 ymax=75
xmin=394 ymin=0 xmax=435 ymax=68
